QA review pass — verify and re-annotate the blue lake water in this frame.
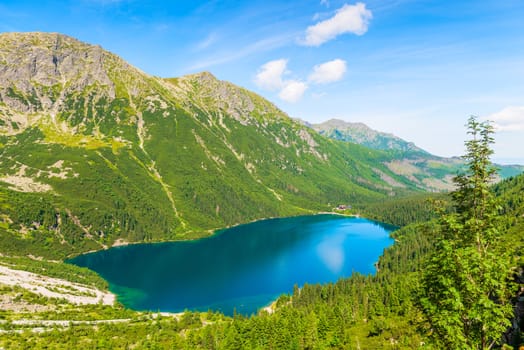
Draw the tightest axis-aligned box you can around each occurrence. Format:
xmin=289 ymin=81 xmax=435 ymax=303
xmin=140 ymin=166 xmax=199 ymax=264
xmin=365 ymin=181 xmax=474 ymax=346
xmin=68 ymin=215 xmax=394 ymax=315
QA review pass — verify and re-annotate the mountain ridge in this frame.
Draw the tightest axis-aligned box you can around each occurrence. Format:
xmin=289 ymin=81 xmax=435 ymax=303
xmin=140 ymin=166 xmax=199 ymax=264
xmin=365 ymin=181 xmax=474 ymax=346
xmin=0 ymin=32 xmax=421 ymax=258
xmin=310 ymin=118 xmax=524 ymax=188
xmin=311 ymin=118 xmax=428 ymax=155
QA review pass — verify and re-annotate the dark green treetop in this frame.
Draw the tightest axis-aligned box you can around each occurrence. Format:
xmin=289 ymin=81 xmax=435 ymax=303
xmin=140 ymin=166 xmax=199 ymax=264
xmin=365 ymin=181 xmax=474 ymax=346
xmin=421 ymin=116 xmax=513 ymax=350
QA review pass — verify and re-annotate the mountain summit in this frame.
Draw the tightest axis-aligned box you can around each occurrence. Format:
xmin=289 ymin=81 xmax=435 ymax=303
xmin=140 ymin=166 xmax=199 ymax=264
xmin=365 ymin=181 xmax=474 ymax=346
xmin=312 ymin=119 xmax=427 ymax=154
xmin=0 ymin=32 xmax=154 ymax=134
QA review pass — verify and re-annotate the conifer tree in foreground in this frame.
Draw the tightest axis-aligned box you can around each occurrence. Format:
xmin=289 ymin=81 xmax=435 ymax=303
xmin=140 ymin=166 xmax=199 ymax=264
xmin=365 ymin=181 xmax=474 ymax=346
xmin=421 ymin=116 xmax=513 ymax=349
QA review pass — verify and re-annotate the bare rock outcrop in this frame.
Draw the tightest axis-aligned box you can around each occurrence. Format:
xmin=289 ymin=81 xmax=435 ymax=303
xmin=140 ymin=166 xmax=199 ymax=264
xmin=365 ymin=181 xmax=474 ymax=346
xmin=0 ymin=32 xmax=116 ymax=114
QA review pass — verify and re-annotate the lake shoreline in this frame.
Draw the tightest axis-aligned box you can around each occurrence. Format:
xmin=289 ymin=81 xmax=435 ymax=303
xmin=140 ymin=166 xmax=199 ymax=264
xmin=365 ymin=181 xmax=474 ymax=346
xmin=67 ymin=211 xmax=361 ymax=259
xmin=68 ymin=215 xmax=394 ymax=316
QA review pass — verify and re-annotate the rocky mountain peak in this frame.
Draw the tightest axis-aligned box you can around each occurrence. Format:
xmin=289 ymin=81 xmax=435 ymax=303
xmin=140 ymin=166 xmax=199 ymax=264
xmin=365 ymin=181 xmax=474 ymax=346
xmin=317 ymin=119 xmax=371 ymax=132
xmin=187 ymin=71 xmax=217 ymax=84
xmin=164 ymin=71 xmax=289 ymax=126
xmin=0 ymin=32 xmax=116 ymax=110
xmin=312 ymin=118 xmax=427 ymax=155
xmin=0 ymin=32 xmax=157 ymax=136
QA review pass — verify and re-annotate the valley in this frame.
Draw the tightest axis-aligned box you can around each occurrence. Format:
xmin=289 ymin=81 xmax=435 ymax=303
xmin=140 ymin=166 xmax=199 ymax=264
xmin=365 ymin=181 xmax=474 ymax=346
xmin=0 ymin=32 xmax=523 ymax=349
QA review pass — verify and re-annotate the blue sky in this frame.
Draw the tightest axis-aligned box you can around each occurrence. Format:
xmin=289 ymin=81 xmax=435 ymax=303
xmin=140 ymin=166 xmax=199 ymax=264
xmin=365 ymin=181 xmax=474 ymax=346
xmin=1 ymin=0 xmax=524 ymax=163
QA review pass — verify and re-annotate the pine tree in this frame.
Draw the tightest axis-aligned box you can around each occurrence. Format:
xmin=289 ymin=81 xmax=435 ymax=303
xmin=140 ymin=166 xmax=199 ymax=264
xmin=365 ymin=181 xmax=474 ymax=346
xmin=421 ymin=116 xmax=513 ymax=349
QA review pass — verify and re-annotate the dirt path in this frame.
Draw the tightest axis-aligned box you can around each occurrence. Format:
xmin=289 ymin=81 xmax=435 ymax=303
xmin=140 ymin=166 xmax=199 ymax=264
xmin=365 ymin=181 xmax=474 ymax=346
xmin=0 ymin=318 xmax=132 ymax=334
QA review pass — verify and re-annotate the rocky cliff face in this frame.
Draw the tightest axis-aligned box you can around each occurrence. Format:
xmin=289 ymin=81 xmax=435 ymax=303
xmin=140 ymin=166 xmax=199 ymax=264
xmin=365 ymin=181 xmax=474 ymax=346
xmin=0 ymin=33 xmax=115 ymax=112
xmin=0 ymin=32 xmax=159 ymax=137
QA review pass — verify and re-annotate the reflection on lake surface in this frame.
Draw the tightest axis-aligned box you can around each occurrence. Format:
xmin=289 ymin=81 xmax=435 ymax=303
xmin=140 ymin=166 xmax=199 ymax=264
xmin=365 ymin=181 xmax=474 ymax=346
xmin=68 ymin=215 xmax=394 ymax=315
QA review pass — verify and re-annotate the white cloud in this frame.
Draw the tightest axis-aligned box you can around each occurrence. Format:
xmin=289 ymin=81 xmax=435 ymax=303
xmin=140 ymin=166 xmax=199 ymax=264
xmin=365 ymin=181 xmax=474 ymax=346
xmin=255 ymin=58 xmax=348 ymax=103
xmin=308 ymin=59 xmax=347 ymax=84
xmin=302 ymin=2 xmax=372 ymax=46
xmin=254 ymin=59 xmax=288 ymax=91
xmin=485 ymin=106 xmax=524 ymax=131
xmin=279 ymin=81 xmax=308 ymax=103
xmin=320 ymin=0 xmax=330 ymax=7
xmin=255 ymin=59 xmax=308 ymax=103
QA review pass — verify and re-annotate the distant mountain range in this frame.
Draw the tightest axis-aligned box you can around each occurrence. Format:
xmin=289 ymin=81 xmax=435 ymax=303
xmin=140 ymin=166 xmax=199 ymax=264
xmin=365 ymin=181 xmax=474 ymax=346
xmin=310 ymin=118 xmax=524 ymax=190
xmin=0 ymin=32 xmax=521 ymax=258
xmin=311 ymin=119 xmax=427 ymax=154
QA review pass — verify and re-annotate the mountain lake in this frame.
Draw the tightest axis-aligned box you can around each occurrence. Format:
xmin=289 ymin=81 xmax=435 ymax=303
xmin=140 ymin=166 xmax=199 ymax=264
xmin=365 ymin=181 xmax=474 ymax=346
xmin=68 ymin=214 xmax=395 ymax=316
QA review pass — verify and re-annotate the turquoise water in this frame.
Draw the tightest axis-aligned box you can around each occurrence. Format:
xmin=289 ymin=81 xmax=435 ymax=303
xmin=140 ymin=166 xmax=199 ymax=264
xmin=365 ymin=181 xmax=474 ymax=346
xmin=69 ymin=215 xmax=394 ymax=315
